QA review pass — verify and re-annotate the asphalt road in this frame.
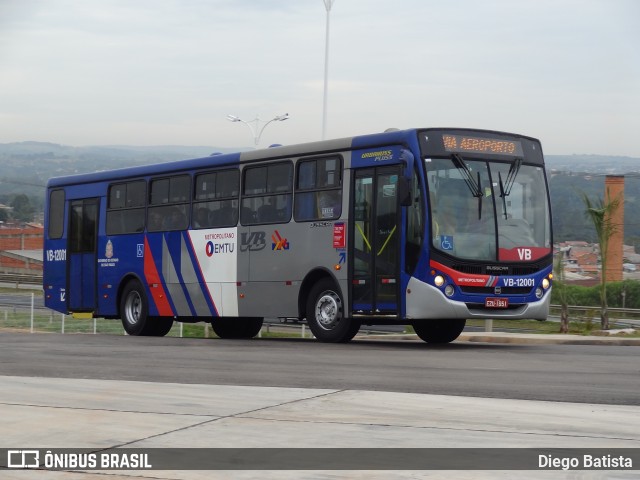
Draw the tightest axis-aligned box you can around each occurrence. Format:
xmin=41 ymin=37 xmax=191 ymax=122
xmin=1 ymin=332 xmax=638 ymax=406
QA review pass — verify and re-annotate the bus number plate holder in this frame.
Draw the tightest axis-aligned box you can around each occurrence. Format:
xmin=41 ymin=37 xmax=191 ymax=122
xmin=485 ymin=297 xmax=508 ymax=308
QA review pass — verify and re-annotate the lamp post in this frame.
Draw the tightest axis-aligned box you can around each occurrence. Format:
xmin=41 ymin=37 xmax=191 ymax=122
xmin=226 ymin=113 xmax=289 ymax=148
xmin=322 ymin=0 xmax=335 ymax=140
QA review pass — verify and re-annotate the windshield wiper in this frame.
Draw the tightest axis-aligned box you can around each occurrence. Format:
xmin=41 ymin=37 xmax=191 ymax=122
xmin=451 ymin=154 xmax=483 ymax=197
xmin=451 ymin=154 xmax=483 ymax=219
xmin=498 ymin=158 xmax=522 ymax=219
xmin=502 ymin=158 xmax=522 ymax=197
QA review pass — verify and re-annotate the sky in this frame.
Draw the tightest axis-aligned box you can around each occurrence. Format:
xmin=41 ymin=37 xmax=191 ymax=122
xmin=1 ymin=0 xmax=639 ymax=156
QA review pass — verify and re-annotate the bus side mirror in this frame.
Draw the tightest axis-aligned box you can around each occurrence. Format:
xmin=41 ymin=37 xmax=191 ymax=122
xmin=398 ymin=177 xmax=412 ymax=206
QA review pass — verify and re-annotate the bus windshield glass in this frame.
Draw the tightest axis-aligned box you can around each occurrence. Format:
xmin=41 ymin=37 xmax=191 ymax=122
xmin=427 ymin=157 xmax=551 ymax=262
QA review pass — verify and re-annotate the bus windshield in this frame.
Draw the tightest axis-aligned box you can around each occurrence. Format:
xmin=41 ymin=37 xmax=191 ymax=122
xmin=427 ymin=157 xmax=551 ymax=262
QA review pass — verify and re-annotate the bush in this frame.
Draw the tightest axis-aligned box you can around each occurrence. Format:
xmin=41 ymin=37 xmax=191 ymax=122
xmin=551 ymin=280 xmax=640 ymax=308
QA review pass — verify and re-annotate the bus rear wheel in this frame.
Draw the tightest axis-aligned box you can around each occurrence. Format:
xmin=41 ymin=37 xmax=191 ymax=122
xmin=120 ymin=280 xmax=152 ymax=336
xmin=306 ymin=279 xmax=360 ymax=343
xmin=412 ymin=319 xmax=466 ymax=344
xmin=210 ymin=317 xmax=263 ymax=339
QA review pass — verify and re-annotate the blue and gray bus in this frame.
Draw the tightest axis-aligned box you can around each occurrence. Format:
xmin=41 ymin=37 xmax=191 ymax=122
xmin=43 ymin=128 xmax=553 ymax=343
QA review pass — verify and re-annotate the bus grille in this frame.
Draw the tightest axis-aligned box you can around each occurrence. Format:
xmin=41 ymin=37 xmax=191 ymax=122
xmin=459 ymin=286 xmax=532 ymax=295
xmin=452 ymin=265 xmax=483 ymax=275
xmin=452 ymin=264 xmax=542 ymax=276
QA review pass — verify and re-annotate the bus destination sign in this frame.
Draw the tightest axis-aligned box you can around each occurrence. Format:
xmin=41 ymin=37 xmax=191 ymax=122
xmin=442 ymin=134 xmax=524 ymax=157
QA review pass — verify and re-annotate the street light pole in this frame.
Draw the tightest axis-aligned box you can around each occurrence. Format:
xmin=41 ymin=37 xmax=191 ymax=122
xmin=226 ymin=113 xmax=289 ymax=148
xmin=322 ymin=0 xmax=335 ymax=140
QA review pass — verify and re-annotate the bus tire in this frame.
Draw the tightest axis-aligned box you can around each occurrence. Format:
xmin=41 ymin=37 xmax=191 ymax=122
xmin=412 ymin=319 xmax=466 ymax=344
xmin=120 ymin=280 xmax=152 ymax=336
xmin=148 ymin=317 xmax=174 ymax=337
xmin=306 ymin=279 xmax=360 ymax=343
xmin=211 ymin=317 xmax=263 ymax=339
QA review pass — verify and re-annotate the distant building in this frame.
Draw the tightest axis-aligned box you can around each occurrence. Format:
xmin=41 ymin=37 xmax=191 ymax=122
xmin=0 ymin=226 xmax=43 ymax=274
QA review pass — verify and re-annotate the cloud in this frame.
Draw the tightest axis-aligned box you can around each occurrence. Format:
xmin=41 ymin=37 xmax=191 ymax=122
xmin=0 ymin=0 xmax=638 ymax=154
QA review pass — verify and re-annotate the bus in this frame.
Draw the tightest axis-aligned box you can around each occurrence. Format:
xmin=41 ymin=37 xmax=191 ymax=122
xmin=43 ymin=128 xmax=553 ymax=343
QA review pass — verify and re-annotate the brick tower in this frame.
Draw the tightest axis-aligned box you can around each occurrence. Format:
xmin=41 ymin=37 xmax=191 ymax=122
xmin=604 ymin=175 xmax=624 ymax=282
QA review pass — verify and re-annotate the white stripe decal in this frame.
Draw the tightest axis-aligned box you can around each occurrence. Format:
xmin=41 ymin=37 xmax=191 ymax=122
xmin=188 ymin=228 xmax=239 ymax=316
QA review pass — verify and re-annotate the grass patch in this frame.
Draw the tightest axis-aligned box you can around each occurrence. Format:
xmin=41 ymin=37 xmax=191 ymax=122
xmin=0 ymin=311 xmax=314 ymax=339
xmin=1 ymin=306 xmax=637 ymax=339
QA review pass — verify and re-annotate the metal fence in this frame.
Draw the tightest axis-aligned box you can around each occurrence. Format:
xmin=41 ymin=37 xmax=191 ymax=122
xmin=2 ymin=292 xmax=637 ymax=337
xmin=0 ymin=292 xmax=319 ymax=338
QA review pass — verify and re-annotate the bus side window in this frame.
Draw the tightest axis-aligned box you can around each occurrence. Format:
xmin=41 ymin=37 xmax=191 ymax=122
xmin=405 ymin=169 xmax=424 ymax=274
xmin=48 ymin=189 xmax=65 ymax=239
xmin=241 ymin=162 xmax=292 ymax=225
xmin=149 ymin=175 xmax=190 ymax=231
xmin=192 ymin=169 xmax=239 ymax=229
xmin=294 ymin=156 xmax=342 ymax=222
xmin=106 ymin=180 xmax=146 ymax=235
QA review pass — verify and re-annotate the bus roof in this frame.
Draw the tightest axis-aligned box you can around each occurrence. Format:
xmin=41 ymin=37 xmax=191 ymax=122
xmin=46 ymin=128 xmax=542 ymax=188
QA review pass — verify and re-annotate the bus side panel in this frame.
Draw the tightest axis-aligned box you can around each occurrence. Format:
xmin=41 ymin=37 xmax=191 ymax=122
xmin=238 ymin=220 xmax=348 ymax=318
xmin=187 ymin=228 xmax=238 ymax=316
xmin=95 ymin=233 xmax=145 ymax=317
xmin=43 ymin=238 xmax=68 ymax=314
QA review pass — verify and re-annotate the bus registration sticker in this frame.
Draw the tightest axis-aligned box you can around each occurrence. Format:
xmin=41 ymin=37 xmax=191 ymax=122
xmin=485 ymin=297 xmax=508 ymax=308
xmin=333 ymin=223 xmax=346 ymax=249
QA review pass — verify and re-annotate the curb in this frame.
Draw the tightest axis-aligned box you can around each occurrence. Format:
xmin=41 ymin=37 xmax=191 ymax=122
xmin=356 ymin=332 xmax=640 ymax=346
xmin=458 ymin=332 xmax=640 ymax=346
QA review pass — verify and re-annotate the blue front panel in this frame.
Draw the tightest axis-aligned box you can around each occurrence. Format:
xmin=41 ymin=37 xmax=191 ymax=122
xmin=43 ymin=239 xmax=68 ymax=313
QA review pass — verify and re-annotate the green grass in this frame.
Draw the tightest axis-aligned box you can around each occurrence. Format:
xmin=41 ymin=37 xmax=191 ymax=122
xmin=0 ymin=311 xmax=313 ymax=339
xmin=1 ymin=291 xmax=637 ymax=338
xmin=2 ymin=313 xmax=637 ymax=338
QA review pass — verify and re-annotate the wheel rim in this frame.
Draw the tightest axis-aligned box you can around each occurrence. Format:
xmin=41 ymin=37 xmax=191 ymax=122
xmin=124 ymin=291 xmax=142 ymax=326
xmin=314 ymin=291 xmax=342 ymax=331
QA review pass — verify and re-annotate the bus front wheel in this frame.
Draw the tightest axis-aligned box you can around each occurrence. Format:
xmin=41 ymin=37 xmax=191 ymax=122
xmin=120 ymin=280 xmax=152 ymax=336
xmin=306 ymin=279 xmax=360 ymax=343
xmin=412 ymin=319 xmax=466 ymax=344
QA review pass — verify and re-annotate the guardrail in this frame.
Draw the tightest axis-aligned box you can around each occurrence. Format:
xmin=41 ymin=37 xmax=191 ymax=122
xmin=549 ymin=304 xmax=640 ymax=328
xmin=0 ymin=273 xmax=42 ymax=286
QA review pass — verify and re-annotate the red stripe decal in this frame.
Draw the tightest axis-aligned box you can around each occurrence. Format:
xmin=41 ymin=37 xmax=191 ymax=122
xmin=430 ymin=260 xmax=491 ymax=287
xmin=143 ymin=237 xmax=173 ymax=316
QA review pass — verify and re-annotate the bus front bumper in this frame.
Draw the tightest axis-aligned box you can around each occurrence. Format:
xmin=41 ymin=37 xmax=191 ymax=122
xmin=406 ymin=277 xmax=551 ymax=321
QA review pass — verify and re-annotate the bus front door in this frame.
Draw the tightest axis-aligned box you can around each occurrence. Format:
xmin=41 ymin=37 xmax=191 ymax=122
xmin=67 ymin=198 xmax=99 ymax=313
xmin=351 ymin=167 xmax=401 ymax=316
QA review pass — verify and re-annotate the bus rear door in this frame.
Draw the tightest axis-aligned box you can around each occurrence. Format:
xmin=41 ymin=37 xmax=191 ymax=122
xmin=351 ymin=167 xmax=401 ymax=316
xmin=67 ymin=198 xmax=99 ymax=314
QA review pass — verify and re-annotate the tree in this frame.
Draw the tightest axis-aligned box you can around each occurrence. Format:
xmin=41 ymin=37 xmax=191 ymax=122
xmin=581 ymin=189 xmax=621 ymax=330
xmin=10 ymin=194 xmax=34 ymax=222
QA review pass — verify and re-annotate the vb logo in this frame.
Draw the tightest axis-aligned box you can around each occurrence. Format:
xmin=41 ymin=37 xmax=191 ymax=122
xmin=517 ymin=248 xmax=532 ymax=261
xmin=240 ymin=231 xmax=266 ymax=252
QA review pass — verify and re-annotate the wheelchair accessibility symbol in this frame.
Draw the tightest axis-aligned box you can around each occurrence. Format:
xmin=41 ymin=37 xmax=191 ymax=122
xmin=440 ymin=235 xmax=454 ymax=251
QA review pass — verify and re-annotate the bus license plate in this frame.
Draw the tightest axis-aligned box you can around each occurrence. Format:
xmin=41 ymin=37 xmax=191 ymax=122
xmin=485 ymin=297 xmax=508 ymax=308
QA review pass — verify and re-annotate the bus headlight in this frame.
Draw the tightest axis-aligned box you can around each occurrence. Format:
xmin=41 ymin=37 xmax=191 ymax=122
xmin=542 ymin=278 xmax=550 ymax=290
xmin=444 ymin=285 xmax=455 ymax=297
xmin=434 ymin=275 xmax=445 ymax=287
xmin=535 ymin=287 xmax=544 ymax=299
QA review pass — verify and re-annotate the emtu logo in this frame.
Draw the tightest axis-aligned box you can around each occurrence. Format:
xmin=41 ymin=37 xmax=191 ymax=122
xmin=271 ymin=230 xmax=290 ymax=251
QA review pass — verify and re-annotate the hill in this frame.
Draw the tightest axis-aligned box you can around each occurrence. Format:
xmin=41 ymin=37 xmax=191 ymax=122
xmin=1 ymin=143 xmax=639 ymax=248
